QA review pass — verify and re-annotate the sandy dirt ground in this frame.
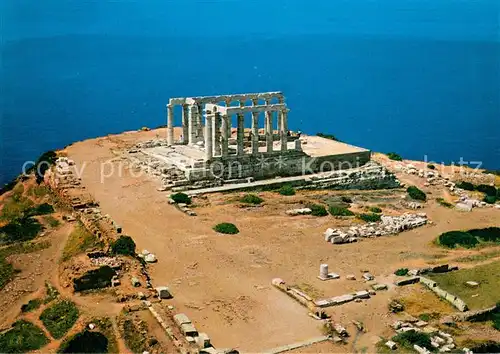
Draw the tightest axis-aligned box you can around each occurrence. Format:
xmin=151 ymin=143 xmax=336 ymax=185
xmin=63 ymin=128 xmax=500 ymax=352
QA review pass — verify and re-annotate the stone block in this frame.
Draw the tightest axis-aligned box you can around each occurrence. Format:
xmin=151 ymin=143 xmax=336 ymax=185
xmin=372 ymin=283 xmax=388 ymax=291
xmin=353 ymin=290 xmax=370 ymax=299
xmin=156 ymin=286 xmax=172 ymax=299
xmin=386 ymin=341 xmax=397 ymax=350
xmin=196 ymin=332 xmax=211 ymax=349
xmin=362 ymin=273 xmax=374 ymax=281
xmin=465 ymin=281 xmax=479 ymax=287
xmin=346 ymin=274 xmax=356 ymax=280
xmin=131 ymin=277 xmax=141 ymax=287
xmin=395 ymin=276 xmax=420 ymax=286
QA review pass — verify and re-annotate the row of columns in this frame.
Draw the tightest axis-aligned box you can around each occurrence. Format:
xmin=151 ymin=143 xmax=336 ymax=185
xmin=204 ymin=108 xmax=289 ymax=160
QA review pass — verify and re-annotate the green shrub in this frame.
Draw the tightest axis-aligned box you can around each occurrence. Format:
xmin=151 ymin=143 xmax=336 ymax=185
xmin=386 ymin=152 xmax=403 ymax=161
xmin=240 ymin=194 xmax=263 ymax=204
xmin=40 ymin=300 xmax=79 ymax=339
xmin=484 ymin=195 xmax=497 ymax=204
xmin=307 ymin=204 xmax=328 ymax=217
xmin=436 ymin=198 xmax=453 ymax=208
xmin=0 ymin=217 xmax=43 ymax=243
xmin=110 ymin=236 xmax=136 ymax=256
xmin=213 ymin=223 xmax=239 ymax=234
xmin=497 ymin=188 xmax=500 ymax=199
xmin=0 ymin=320 xmax=49 ymax=353
xmin=456 ymin=181 xmax=475 ymax=191
xmin=393 ymin=331 xmax=432 ymax=349
xmin=493 ymin=313 xmax=500 ymax=331
xmin=43 ymin=216 xmax=60 ymax=228
xmin=58 ymin=330 xmax=109 ymax=353
xmin=468 ymin=227 xmax=500 ymax=242
xmin=357 ymin=213 xmax=382 ymax=222
xmin=369 ymin=206 xmax=382 ymax=213
xmin=27 ymin=203 xmax=54 ymax=216
xmin=341 ymin=196 xmax=353 ymax=204
xmin=33 ymin=151 xmax=57 ymax=184
xmin=407 ymin=186 xmax=427 ymax=201
xmin=21 ymin=298 xmax=42 ymax=313
xmin=476 ymin=184 xmax=497 ymax=197
xmin=438 ymin=231 xmax=478 ymax=249
xmin=329 ymin=206 xmax=354 ymax=216
xmin=394 ymin=268 xmax=409 ymax=276
xmin=278 ymin=185 xmax=296 ymax=196
xmin=427 ymin=164 xmax=436 ymax=170
xmin=170 ymin=192 xmax=191 ymax=204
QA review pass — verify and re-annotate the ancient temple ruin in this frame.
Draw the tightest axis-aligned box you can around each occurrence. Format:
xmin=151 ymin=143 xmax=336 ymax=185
xmin=166 ymin=91 xmax=297 ymax=160
xmin=129 ymin=91 xmax=377 ymax=192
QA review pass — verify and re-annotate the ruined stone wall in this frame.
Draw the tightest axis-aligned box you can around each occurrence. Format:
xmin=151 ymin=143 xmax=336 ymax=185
xmin=420 ymin=276 xmax=468 ymax=312
xmin=186 ymin=150 xmax=371 ymax=182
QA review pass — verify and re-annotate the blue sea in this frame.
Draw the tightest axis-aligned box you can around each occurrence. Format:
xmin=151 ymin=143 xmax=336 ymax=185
xmin=1 ymin=1 xmax=499 ymax=185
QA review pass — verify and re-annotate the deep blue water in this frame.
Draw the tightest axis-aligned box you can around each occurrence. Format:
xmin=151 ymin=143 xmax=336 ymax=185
xmin=1 ymin=1 xmax=499 ymax=184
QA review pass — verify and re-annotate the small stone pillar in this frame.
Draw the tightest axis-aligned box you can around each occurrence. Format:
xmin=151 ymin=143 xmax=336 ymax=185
xmin=251 ymin=111 xmax=259 ymax=155
xmin=320 ymin=264 xmax=329 ymax=279
xmin=213 ymin=112 xmax=221 ymax=156
xmin=188 ymin=105 xmax=198 ymax=145
xmin=166 ymin=104 xmax=174 ymax=145
xmin=221 ymin=114 xmax=229 ymax=157
xmin=181 ymin=104 xmax=189 ymax=144
xmin=237 ymin=113 xmax=244 ymax=156
xmin=280 ymin=109 xmax=288 ymax=152
xmin=205 ymin=114 xmax=213 ymax=160
xmin=266 ymin=110 xmax=273 ymax=153
xmin=196 ymin=103 xmax=204 ymax=139
xmin=295 ymin=138 xmax=302 ymax=151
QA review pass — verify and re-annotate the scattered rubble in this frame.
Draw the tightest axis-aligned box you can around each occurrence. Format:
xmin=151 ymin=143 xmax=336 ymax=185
xmin=286 ymin=208 xmax=312 ymax=216
xmin=324 ymin=213 xmax=428 ymax=244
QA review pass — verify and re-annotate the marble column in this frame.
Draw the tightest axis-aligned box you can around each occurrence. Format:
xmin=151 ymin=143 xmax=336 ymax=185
xmin=196 ymin=103 xmax=204 ymax=139
xmin=237 ymin=113 xmax=244 ymax=156
xmin=221 ymin=114 xmax=229 ymax=157
xmin=213 ymin=112 xmax=221 ymax=156
xmin=265 ymin=110 xmax=273 ymax=153
xmin=167 ymin=104 xmax=174 ymax=145
xmin=205 ymin=114 xmax=213 ymax=160
xmin=181 ymin=104 xmax=189 ymax=144
xmin=251 ymin=111 xmax=259 ymax=155
xmin=280 ymin=109 xmax=288 ymax=152
xmin=188 ymin=104 xmax=198 ymax=144
xmin=264 ymin=100 xmax=270 ymax=133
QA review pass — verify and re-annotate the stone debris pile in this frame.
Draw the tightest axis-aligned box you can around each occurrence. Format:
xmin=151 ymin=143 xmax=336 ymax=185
xmin=286 ymin=208 xmax=312 ymax=216
xmin=89 ymin=257 xmax=122 ymax=269
xmin=324 ymin=213 xmax=428 ymax=244
xmin=389 ymin=322 xmax=462 ymax=353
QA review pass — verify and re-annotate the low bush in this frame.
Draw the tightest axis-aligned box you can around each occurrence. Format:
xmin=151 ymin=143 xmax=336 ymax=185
xmin=369 ymin=206 xmax=382 ymax=213
xmin=240 ymin=194 xmax=263 ymax=205
xmin=427 ymin=164 xmax=436 ymax=170
xmin=40 ymin=300 xmax=79 ymax=339
xmin=493 ymin=313 xmax=500 ymax=331
xmin=407 ymin=186 xmax=427 ymax=201
xmin=357 ymin=213 xmax=381 ymax=222
xmin=394 ymin=268 xmax=409 ymax=276
xmin=476 ymin=184 xmax=497 ymax=197
xmin=59 ymin=330 xmax=109 ymax=353
xmin=307 ymin=204 xmax=328 ymax=217
xmin=456 ymin=181 xmax=475 ymax=191
xmin=436 ymin=198 xmax=453 ymax=208
xmin=21 ymin=298 xmax=42 ymax=313
xmin=386 ymin=152 xmax=403 ymax=161
xmin=0 ymin=217 xmax=43 ymax=243
xmin=0 ymin=320 xmax=49 ymax=353
xmin=484 ymin=195 xmax=497 ymax=204
xmin=341 ymin=196 xmax=353 ymax=204
xmin=438 ymin=231 xmax=478 ymax=249
xmin=213 ymin=223 xmax=239 ymax=234
xmin=110 ymin=236 xmax=136 ymax=256
xmin=483 ymin=169 xmax=500 ymax=176
xmin=468 ymin=227 xmax=500 ymax=242
xmin=28 ymin=203 xmax=54 ymax=216
xmin=393 ymin=330 xmax=432 ymax=349
xmin=170 ymin=192 xmax=191 ymax=205
xmin=33 ymin=151 xmax=57 ymax=184
xmin=329 ymin=206 xmax=354 ymax=217
xmin=278 ymin=185 xmax=296 ymax=196
xmin=43 ymin=216 xmax=60 ymax=228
